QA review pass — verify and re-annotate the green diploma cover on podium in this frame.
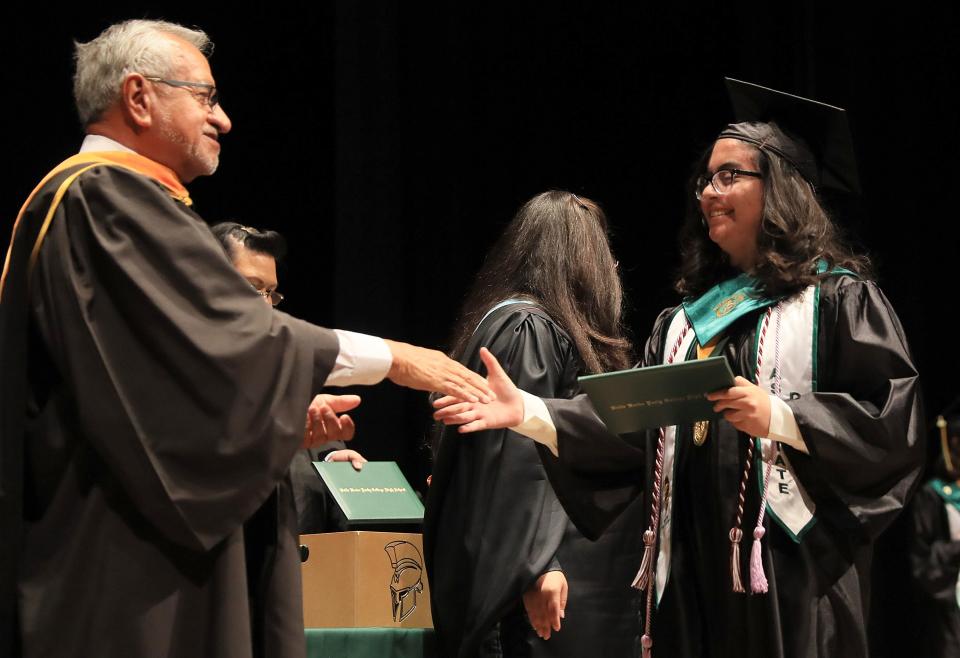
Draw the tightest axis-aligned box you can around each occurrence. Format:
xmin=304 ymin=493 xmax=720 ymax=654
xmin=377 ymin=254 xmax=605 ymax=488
xmin=312 ymin=461 xmax=425 ymax=524
xmin=578 ymin=355 xmax=736 ymax=434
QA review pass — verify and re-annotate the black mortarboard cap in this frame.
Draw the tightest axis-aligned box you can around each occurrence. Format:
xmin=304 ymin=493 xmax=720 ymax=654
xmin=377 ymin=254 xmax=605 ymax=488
xmin=719 ymin=78 xmax=861 ymax=194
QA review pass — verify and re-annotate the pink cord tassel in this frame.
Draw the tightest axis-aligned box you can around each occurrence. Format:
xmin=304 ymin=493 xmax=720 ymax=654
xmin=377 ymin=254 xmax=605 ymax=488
xmin=750 ymin=527 xmax=768 ymax=593
xmin=632 ymin=529 xmax=655 ymax=590
xmin=641 ymin=633 xmax=653 ymax=658
xmin=729 ymin=527 xmax=744 ymax=593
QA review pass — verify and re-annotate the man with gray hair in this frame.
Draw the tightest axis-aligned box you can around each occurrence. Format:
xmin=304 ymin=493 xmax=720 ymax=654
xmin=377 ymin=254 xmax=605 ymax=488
xmin=0 ymin=19 xmax=491 ymax=658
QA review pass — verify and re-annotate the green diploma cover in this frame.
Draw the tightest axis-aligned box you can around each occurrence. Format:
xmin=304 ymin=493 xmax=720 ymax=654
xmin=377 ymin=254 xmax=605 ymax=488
xmin=312 ymin=461 xmax=425 ymax=524
xmin=577 ymin=356 xmax=736 ymax=434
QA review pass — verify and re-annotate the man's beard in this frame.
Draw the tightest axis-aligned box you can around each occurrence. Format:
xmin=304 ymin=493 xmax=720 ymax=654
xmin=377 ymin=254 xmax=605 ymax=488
xmin=158 ymin=108 xmax=219 ymax=177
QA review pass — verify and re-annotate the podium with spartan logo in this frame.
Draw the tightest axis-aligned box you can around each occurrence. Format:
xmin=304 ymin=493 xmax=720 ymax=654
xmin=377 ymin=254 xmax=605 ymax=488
xmin=300 ymin=462 xmax=433 ymax=629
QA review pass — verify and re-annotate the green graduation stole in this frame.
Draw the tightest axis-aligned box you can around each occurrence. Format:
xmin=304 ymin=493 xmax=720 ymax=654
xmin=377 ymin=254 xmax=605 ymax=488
xmin=653 ymin=268 xmax=850 ymax=602
xmin=928 ymin=479 xmax=960 ymax=511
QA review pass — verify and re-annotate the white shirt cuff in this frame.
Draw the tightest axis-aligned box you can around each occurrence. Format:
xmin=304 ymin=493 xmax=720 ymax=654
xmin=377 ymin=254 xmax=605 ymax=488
xmin=767 ymin=394 xmax=808 ymax=454
xmin=512 ymin=390 xmax=559 ymax=457
xmin=325 ymin=330 xmax=393 ymax=386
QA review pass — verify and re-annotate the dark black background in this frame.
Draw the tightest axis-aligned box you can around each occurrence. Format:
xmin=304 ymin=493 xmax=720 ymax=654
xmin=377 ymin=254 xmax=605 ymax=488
xmin=6 ymin=4 xmax=958 ymax=654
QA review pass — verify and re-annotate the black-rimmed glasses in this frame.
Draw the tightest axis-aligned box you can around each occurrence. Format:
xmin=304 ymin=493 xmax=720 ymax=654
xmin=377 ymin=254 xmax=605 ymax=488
xmin=695 ymin=168 xmax=762 ymax=200
xmin=144 ymin=76 xmax=220 ymax=109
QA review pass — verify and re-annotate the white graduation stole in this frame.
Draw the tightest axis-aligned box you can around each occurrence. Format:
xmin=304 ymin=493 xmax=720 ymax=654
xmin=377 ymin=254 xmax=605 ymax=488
xmin=754 ymin=285 xmax=818 ymax=541
xmin=653 ymin=286 xmax=821 ymax=602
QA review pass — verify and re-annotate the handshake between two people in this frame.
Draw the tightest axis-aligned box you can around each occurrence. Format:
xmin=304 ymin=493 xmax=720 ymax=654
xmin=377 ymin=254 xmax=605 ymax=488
xmin=303 ymin=341 xmax=771 ymax=466
xmin=301 ymin=341 xmax=501 ymax=459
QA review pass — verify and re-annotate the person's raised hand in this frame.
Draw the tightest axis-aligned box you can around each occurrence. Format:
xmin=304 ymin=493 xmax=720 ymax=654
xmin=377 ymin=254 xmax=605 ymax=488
xmin=432 ymin=348 xmax=524 ymax=433
xmin=303 ymin=394 xmax=361 ymax=449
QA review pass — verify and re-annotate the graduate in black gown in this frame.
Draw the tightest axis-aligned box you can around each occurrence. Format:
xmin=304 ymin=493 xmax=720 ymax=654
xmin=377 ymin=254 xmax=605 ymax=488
xmin=424 ymin=191 xmax=642 ymax=658
xmin=908 ymin=402 xmax=960 ymax=658
xmin=434 ymin=81 xmax=925 ymax=658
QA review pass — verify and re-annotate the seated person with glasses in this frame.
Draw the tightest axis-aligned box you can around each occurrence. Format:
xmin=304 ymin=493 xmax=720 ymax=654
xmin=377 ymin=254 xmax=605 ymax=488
xmin=212 ymin=222 xmax=366 ymax=534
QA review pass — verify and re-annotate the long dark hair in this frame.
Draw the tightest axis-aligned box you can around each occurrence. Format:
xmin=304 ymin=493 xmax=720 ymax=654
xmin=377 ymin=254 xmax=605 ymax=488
xmin=675 ymin=122 xmax=872 ymax=299
xmin=446 ymin=190 xmax=632 ymax=374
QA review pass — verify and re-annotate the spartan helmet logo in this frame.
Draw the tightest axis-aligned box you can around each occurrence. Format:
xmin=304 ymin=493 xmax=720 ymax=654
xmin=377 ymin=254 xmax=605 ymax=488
xmin=384 ymin=540 xmax=424 ymax=622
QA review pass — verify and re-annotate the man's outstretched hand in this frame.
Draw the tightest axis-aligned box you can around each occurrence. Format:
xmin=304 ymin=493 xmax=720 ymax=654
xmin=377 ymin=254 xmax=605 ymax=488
xmin=384 ymin=339 xmax=495 ymax=403
xmin=432 ymin=348 xmax=524 ymax=432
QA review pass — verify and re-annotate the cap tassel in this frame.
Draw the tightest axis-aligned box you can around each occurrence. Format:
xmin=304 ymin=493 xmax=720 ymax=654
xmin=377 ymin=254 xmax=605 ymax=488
xmin=641 ymin=633 xmax=653 ymax=658
xmin=729 ymin=527 xmax=745 ymax=593
xmin=632 ymin=529 xmax=656 ymax=590
xmin=750 ymin=527 xmax=768 ymax=593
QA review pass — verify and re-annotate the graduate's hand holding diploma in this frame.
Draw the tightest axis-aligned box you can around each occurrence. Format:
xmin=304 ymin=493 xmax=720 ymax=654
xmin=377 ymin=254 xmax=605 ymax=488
xmin=706 ymin=376 xmax=772 ymax=438
xmin=433 ymin=348 xmax=523 ymax=432
xmin=522 ymin=570 xmax=568 ymax=640
xmin=433 ymin=351 xmax=774 ymax=441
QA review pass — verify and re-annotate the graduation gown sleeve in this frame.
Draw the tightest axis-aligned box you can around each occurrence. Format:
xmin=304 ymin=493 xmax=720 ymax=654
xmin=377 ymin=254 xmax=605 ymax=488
xmin=784 ymin=277 xmax=925 ymax=541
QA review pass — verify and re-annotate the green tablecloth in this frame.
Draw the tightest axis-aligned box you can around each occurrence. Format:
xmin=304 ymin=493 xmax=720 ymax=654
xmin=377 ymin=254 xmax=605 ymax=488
xmin=305 ymin=628 xmax=437 ymax=658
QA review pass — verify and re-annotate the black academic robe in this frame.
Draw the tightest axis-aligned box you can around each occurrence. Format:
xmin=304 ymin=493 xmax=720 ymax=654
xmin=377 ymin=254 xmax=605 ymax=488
xmin=1 ymin=162 xmax=339 ymax=658
xmin=424 ymin=304 xmax=642 ymax=658
xmin=537 ymin=275 xmax=924 ymax=658
xmin=907 ymin=482 xmax=960 ymax=658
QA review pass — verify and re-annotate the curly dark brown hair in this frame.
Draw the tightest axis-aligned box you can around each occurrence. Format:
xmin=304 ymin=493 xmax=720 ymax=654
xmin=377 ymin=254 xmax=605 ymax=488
xmin=675 ymin=122 xmax=872 ymax=299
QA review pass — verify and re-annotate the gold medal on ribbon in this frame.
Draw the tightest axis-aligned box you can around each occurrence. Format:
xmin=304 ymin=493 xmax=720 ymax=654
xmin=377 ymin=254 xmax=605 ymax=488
xmin=693 ymin=421 xmax=709 ymax=446
xmin=693 ymin=337 xmax=719 ymax=447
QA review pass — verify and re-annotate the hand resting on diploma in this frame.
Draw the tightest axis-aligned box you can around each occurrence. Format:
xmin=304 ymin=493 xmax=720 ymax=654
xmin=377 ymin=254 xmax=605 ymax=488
xmin=433 ymin=348 xmax=524 ymax=432
xmin=325 ymin=449 xmax=368 ymax=471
